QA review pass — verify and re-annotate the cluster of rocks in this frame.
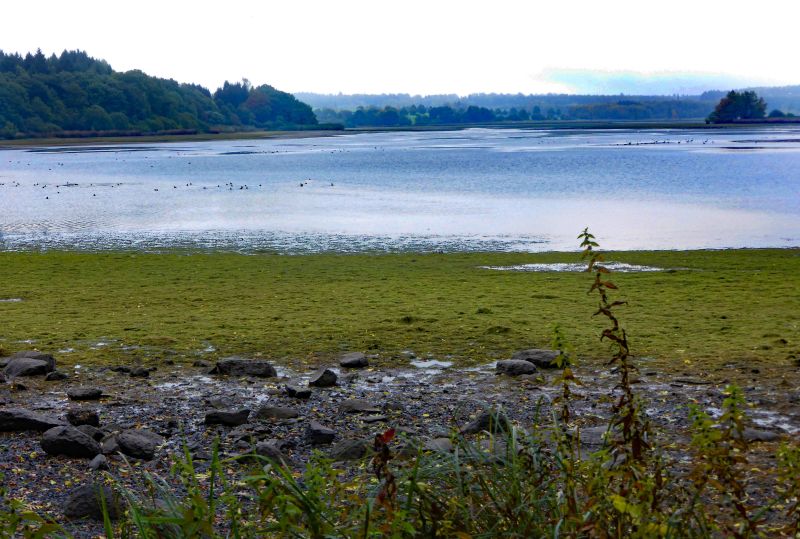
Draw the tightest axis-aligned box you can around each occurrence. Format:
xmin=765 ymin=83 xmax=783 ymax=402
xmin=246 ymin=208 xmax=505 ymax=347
xmin=1 ymin=346 xmax=792 ymax=531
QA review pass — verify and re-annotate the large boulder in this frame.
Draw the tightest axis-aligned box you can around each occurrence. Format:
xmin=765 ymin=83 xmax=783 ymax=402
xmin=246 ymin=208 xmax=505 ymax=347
xmin=117 ymin=429 xmax=164 ymax=460
xmin=496 ymin=360 xmax=538 ymax=376
xmin=511 ymin=349 xmax=560 ymax=369
xmin=210 ymin=358 xmax=277 ymax=378
xmin=3 ymin=351 xmax=56 ymax=378
xmin=41 ymin=426 xmax=101 ymax=458
xmin=339 ymin=352 xmax=369 ymax=369
xmin=309 ymin=368 xmax=337 ymax=387
xmin=63 ymin=483 xmax=121 ymax=521
xmin=0 ymin=408 xmax=65 ymax=431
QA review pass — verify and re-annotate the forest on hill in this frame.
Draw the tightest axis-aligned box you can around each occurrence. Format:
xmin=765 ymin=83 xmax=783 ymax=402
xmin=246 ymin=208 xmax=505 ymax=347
xmin=0 ymin=49 xmax=318 ymax=139
xmin=303 ymin=86 xmax=800 ymax=127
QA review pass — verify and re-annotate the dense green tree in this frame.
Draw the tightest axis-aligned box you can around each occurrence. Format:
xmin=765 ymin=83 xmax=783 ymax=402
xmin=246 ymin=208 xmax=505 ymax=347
xmin=0 ymin=49 xmax=318 ymax=138
xmin=707 ymin=90 xmax=767 ymax=123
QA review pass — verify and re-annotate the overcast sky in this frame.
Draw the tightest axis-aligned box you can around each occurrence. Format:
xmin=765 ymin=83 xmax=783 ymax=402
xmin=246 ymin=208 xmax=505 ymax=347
xmin=4 ymin=0 xmax=799 ymax=95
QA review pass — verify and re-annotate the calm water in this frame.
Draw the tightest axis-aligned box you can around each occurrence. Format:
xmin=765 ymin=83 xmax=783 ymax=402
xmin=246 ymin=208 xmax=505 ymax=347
xmin=1 ymin=127 xmax=798 ymax=252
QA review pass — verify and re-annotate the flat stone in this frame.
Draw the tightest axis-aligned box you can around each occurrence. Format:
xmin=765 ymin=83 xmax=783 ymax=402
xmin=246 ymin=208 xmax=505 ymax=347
xmin=63 ymin=483 xmax=121 ymax=521
xmin=67 ymin=387 xmax=103 ymax=401
xmin=205 ymin=409 xmax=250 ymax=426
xmin=339 ymin=352 xmax=369 ymax=368
xmin=363 ymin=415 xmax=388 ymax=423
xmin=339 ymin=399 xmax=381 ymax=414
xmin=743 ymin=427 xmax=780 ymax=443
xmin=117 ymin=429 xmax=163 ymax=460
xmin=285 ymin=385 xmax=312 ymax=399
xmin=45 ymin=370 xmax=69 ymax=381
xmin=329 ymin=439 xmax=368 ymax=461
xmin=309 ymin=368 xmax=337 ymax=387
xmin=253 ymin=406 xmax=300 ymax=421
xmin=210 ymin=358 xmax=276 ymax=378
xmin=41 ymin=426 xmax=101 ymax=459
xmin=129 ymin=367 xmax=150 ymax=378
xmin=511 ymin=349 xmax=560 ymax=369
xmin=0 ymin=407 xmax=65 ymax=431
xmin=496 ymin=359 xmax=538 ymax=376
xmin=306 ymin=421 xmax=336 ymax=445
xmin=67 ymin=408 xmax=100 ymax=427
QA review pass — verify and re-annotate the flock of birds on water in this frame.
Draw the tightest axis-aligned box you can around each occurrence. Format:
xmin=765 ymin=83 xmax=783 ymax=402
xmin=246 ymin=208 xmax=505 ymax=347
xmin=1 ymin=157 xmax=336 ymax=200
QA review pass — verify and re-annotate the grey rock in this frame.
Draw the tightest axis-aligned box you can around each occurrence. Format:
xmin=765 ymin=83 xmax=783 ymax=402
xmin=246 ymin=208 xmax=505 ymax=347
xmin=496 ymin=359 xmax=538 ymax=376
xmin=255 ymin=440 xmax=290 ymax=464
xmin=67 ymin=387 xmax=103 ymax=401
xmin=253 ymin=406 xmax=300 ymax=421
xmin=329 ymin=439 xmax=368 ymax=461
xmin=3 ymin=357 xmax=54 ymax=378
xmin=577 ymin=426 xmax=610 ymax=447
xmin=306 ymin=421 xmax=336 ymax=445
xmin=100 ymin=435 xmax=119 ymax=455
xmin=363 ymin=415 xmax=388 ymax=423
xmin=285 ymin=384 xmax=312 ymax=399
xmin=0 ymin=407 xmax=65 ymax=431
xmin=8 ymin=350 xmax=56 ymax=369
xmin=77 ymin=424 xmax=106 ymax=442
xmin=743 ymin=427 xmax=780 ymax=443
xmin=340 ymin=399 xmax=381 ymax=414
xmin=424 ymin=437 xmax=454 ymax=452
xmin=89 ymin=454 xmax=110 ymax=471
xmin=67 ymin=409 xmax=100 ymax=427
xmin=309 ymin=368 xmax=337 ymax=387
xmin=129 ymin=367 xmax=150 ymax=378
xmin=460 ymin=410 xmax=511 ymax=435
xmin=63 ymin=483 xmax=121 ymax=521
xmin=339 ymin=352 xmax=369 ymax=368
xmin=193 ymin=360 xmax=211 ymax=368
xmin=117 ymin=429 xmax=163 ymax=460
xmin=45 ymin=370 xmax=69 ymax=381
xmin=511 ymin=349 xmax=560 ymax=369
xmin=205 ymin=409 xmax=250 ymax=426
xmin=41 ymin=426 xmax=101 ymax=458
xmin=210 ymin=358 xmax=276 ymax=378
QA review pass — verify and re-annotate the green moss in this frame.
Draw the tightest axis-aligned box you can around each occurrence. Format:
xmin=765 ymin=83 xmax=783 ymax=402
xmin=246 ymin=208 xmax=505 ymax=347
xmin=0 ymin=249 xmax=797 ymax=370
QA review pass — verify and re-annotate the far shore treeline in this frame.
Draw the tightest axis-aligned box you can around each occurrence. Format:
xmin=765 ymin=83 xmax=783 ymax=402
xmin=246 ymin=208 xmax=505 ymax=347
xmin=2 ymin=49 xmax=800 ymax=139
xmin=0 ymin=49 xmax=320 ymax=139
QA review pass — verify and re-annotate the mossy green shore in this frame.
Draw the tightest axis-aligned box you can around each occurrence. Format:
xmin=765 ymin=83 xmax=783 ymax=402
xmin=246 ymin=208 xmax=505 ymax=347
xmin=0 ymin=249 xmax=798 ymax=372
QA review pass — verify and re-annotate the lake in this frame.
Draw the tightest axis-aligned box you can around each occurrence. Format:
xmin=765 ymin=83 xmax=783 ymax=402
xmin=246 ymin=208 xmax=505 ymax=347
xmin=1 ymin=127 xmax=798 ymax=252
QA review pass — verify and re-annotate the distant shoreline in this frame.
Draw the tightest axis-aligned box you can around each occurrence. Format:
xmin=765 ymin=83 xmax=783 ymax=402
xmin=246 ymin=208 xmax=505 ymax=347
xmin=1 ymin=119 xmax=796 ymax=149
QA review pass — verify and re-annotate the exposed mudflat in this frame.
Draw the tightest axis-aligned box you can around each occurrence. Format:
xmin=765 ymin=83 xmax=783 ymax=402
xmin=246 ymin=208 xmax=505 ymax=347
xmin=1 ymin=355 xmax=799 ymax=537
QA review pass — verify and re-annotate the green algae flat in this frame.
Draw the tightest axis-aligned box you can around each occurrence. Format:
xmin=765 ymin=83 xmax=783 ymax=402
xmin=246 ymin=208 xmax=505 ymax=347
xmin=0 ymin=249 xmax=797 ymax=371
